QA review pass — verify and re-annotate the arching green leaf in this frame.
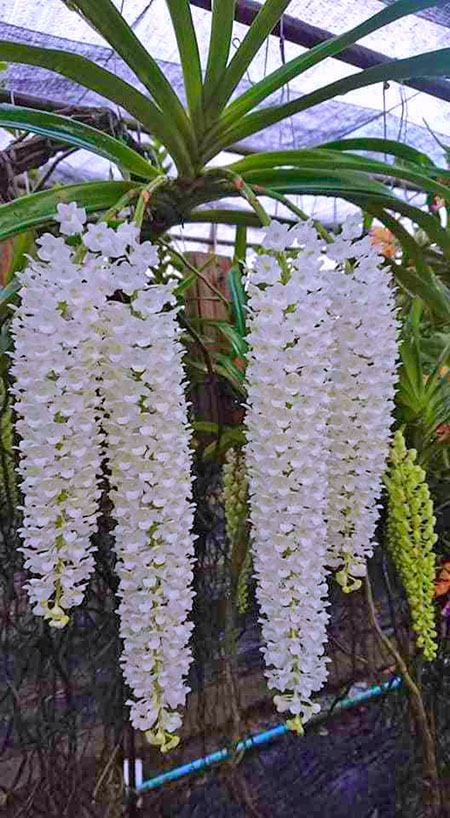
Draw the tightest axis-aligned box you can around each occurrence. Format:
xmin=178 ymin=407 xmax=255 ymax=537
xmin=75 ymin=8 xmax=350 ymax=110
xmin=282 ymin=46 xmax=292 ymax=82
xmin=60 ymin=0 xmax=196 ymax=161
xmin=228 ymin=264 xmax=247 ymax=339
xmin=0 ymin=181 xmax=135 ymax=242
xmin=0 ymin=41 xmax=192 ymax=174
xmin=209 ymin=0 xmax=292 ymax=116
xmin=214 ymin=0 xmax=443 ymax=128
xmin=0 ymin=105 xmax=157 ymax=179
xmin=0 ymin=277 xmax=21 ymax=315
xmin=318 ymin=138 xmax=437 ymax=169
xmin=165 ymin=0 xmax=204 ymax=140
xmin=186 ymin=209 xmax=294 ymax=228
xmin=205 ymin=48 xmax=450 ymax=157
xmin=203 ymin=0 xmax=237 ymax=108
xmin=228 ymin=148 xmax=450 ymax=203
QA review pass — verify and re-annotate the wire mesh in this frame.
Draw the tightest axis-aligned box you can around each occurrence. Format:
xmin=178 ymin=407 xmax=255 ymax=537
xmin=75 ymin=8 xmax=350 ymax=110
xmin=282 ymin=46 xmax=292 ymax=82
xmin=1 ymin=360 xmax=450 ymax=818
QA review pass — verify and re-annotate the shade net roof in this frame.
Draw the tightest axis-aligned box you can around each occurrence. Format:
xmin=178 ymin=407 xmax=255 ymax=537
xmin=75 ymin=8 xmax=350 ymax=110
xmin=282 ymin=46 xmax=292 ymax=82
xmin=1 ymin=0 xmax=450 ymax=247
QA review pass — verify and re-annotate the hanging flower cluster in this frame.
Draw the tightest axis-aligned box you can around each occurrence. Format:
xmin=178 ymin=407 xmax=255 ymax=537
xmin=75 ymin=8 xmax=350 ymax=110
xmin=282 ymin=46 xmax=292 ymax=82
xmin=11 ymin=203 xmax=196 ymax=748
xmin=244 ymin=217 xmax=399 ymax=729
xmin=326 ymin=220 xmax=399 ymax=592
xmin=223 ymin=447 xmax=247 ymax=541
xmin=100 ymin=289 xmax=195 ymax=752
xmin=11 ymin=212 xmax=111 ymax=627
xmin=384 ymin=430 xmax=438 ymax=661
xmin=245 ymin=220 xmax=334 ymax=730
xmin=11 ymin=196 xmax=401 ymax=744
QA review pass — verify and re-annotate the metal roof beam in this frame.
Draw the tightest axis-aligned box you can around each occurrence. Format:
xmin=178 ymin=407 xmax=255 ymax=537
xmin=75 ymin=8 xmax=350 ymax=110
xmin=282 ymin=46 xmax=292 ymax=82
xmin=189 ymin=0 xmax=450 ymax=104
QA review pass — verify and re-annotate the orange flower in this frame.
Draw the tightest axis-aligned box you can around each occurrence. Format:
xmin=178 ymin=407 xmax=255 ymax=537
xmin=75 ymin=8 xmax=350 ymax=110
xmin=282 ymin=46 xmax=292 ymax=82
xmin=430 ymin=196 xmax=445 ymax=213
xmin=436 ymin=423 xmax=450 ymax=443
xmin=435 ymin=559 xmax=450 ymax=597
xmin=369 ymin=226 xmax=397 ymax=259
xmin=423 ymin=367 xmax=449 ymax=385
xmin=430 ymin=178 xmax=450 ymax=212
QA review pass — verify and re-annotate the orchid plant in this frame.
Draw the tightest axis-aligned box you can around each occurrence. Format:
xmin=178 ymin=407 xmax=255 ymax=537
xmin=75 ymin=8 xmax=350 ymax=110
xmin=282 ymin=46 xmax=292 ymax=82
xmin=0 ymin=0 xmax=447 ymax=757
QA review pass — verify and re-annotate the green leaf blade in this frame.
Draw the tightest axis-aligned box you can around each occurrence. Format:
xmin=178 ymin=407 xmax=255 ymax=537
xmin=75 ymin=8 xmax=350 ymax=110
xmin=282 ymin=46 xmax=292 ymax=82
xmin=209 ymin=321 xmax=247 ymax=357
xmin=203 ymin=0 xmax=237 ymax=109
xmin=206 ymin=47 xmax=450 ymax=156
xmin=186 ymin=209 xmax=295 ymax=228
xmin=229 ymin=148 xmax=450 ymax=204
xmin=165 ymin=0 xmax=204 ymax=143
xmin=228 ymin=263 xmax=247 ymax=339
xmin=0 ymin=181 xmax=136 ymax=242
xmin=60 ymin=0 xmax=196 ymax=163
xmin=209 ymin=0 xmax=292 ymax=116
xmin=362 ymin=206 xmax=450 ymax=321
xmin=318 ymin=137 xmax=437 ymax=169
xmin=0 ymin=277 xmax=21 ymax=315
xmin=0 ymin=40 xmax=192 ymax=173
xmin=215 ymin=0 xmax=443 ymax=130
xmin=0 ymin=105 xmax=157 ymax=179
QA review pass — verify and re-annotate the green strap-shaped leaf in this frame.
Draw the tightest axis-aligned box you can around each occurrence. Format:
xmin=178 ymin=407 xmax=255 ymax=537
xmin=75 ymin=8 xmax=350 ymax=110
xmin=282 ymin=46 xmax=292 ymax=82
xmin=380 ymin=226 xmax=450 ymax=320
xmin=234 ymin=226 xmax=247 ymax=263
xmin=202 ymin=428 xmax=247 ymax=459
xmin=3 ymin=230 xmax=35 ymax=283
xmin=216 ymin=352 xmax=246 ymax=383
xmin=215 ymin=0 xmax=443 ymax=129
xmin=228 ymin=263 xmax=247 ymax=339
xmin=318 ymin=138 xmax=437 ymax=169
xmin=228 ymin=148 xmax=450 ymax=202
xmin=235 ymin=166 xmax=450 ymax=257
xmin=165 ymin=0 xmax=204 ymax=142
xmin=186 ymin=209 xmax=295 ymax=228
xmin=398 ymin=335 xmax=424 ymax=406
xmin=0 ymin=181 xmax=135 ymax=242
xmin=189 ymin=359 xmax=247 ymax=395
xmin=191 ymin=421 xmax=220 ymax=435
xmin=204 ymin=48 xmax=450 ymax=157
xmin=0 ymin=40 xmax=192 ymax=174
xmin=352 ymin=195 xmax=450 ymax=262
xmin=60 ymin=0 xmax=196 ymax=162
xmin=0 ymin=105 xmax=157 ymax=179
xmin=203 ymin=0 xmax=237 ymax=109
xmin=205 ymin=321 xmax=247 ymax=357
xmin=239 ymin=165 xmax=396 ymax=196
xmin=208 ymin=0 xmax=292 ymax=116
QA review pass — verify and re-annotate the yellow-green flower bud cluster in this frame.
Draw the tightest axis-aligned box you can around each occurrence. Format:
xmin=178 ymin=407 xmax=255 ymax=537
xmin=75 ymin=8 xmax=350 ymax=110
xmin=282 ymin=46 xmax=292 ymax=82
xmin=335 ymin=551 xmax=366 ymax=595
xmin=236 ymin=548 xmax=252 ymax=614
xmin=223 ymin=448 xmax=247 ymax=538
xmin=0 ymin=381 xmax=17 ymax=516
xmin=384 ymin=430 xmax=438 ymax=661
xmin=223 ymin=448 xmax=250 ymax=613
xmin=145 ymin=727 xmax=180 ymax=754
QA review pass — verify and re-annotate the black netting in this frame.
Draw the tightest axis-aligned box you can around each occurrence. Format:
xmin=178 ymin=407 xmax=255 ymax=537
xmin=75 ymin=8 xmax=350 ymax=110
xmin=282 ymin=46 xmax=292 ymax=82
xmin=380 ymin=0 xmax=450 ymax=30
xmin=2 ymin=22 xmax=449 ymax=165
xmin=2 ymin=8 xmax=450 ymax=816
xmin=2 ymin=390 xmax=450 ymax=816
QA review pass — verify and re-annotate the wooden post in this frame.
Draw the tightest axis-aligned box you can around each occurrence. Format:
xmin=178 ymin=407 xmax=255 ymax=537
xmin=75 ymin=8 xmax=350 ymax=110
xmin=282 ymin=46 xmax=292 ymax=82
xmin=185 ymin=252 xmax=239 ymax=427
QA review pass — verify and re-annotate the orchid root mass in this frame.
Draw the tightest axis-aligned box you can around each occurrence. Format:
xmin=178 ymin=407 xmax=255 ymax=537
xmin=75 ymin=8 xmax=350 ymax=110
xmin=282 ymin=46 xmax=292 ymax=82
xmin=11 ymin=202 xmax=406 ymax=747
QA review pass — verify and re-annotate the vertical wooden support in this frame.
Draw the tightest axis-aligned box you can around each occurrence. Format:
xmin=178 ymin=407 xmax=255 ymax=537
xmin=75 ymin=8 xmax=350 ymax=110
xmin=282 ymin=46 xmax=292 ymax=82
xmin=0 ymin=239 xmax=13 ymax=286
xmin=184 ymin=252 xmax=237 ymax=426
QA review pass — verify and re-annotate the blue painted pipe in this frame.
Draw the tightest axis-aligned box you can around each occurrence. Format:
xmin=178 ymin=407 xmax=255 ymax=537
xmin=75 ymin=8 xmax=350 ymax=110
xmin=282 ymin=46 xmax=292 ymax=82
xmin=137 ymin=675 xmax=402 ymax=792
